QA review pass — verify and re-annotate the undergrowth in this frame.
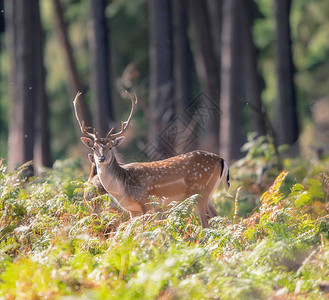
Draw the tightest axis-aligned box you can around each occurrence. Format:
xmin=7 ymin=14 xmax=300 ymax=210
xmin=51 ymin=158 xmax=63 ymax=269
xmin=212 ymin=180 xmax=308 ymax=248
xmin=0 ymin=140 xmax=328 ymax=299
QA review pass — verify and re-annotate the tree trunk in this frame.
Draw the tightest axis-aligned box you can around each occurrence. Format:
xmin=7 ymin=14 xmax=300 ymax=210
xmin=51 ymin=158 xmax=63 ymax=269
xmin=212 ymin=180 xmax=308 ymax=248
xmin=0 ymin=0 xmax=4 ymax=34
xmin=219 ymin=0 xmax=245 ymax=162
xmin=172 ymin=0 xmax=192 ymax=116
xmin=188 ymin=0 xmax=221 ymax=153
xmin=0 ymin=0 xmax=5 ymax=142
xmin=52 ymin=0 xmax=92 ymax=131
xmin=34 ymin=0 xmax=52 ymax=168
xmin=241 ymin=0 xmax=267 ymax=136
xmin=148 ymin=0 xmax=175 ymax=160
xmin=5 ymin=0 xmax=37 ymax=172
xmin=87 ymin=0 xmax=115 ymax=137
xmin=172 ymin=0 xmax=197 ymax=153
xmin=274 ymin=0 xmax=299 ymax=149
xmin=207 ymin=0 xmax=223 ymax=71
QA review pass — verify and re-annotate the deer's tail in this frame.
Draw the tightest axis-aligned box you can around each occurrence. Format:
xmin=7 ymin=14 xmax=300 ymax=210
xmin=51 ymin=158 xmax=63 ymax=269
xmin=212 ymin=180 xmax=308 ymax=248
xmin=220 ymin=159 xmax=230 ymax=191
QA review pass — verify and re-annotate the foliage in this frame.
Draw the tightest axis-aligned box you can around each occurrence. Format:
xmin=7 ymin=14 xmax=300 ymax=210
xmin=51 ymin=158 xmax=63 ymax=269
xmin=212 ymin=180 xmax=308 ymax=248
xmin=254 ymin=0 xmax=329 ymax=117
xmin=0 ymin=0 xmax=329 ymax=160
xmin=0 ymin=152 xmax=328 ymax=299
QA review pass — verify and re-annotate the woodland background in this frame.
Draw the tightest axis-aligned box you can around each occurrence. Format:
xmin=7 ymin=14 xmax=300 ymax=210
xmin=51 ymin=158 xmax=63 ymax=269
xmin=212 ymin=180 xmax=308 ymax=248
xmin=0 ymin=1 xmax=329 ymax=298
xmin=0 ymin=0 xmax=328 ymax=172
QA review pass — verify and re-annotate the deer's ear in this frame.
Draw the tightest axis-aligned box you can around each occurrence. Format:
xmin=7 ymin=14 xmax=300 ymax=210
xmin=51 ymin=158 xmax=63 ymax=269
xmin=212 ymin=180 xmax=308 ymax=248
xmin=112 ymin=136 xmax=125 ymax=148
xmin=88 ymin=153 xmax=95 ymax=164
xmin=81 ymin=137 xmax=94 ymax=148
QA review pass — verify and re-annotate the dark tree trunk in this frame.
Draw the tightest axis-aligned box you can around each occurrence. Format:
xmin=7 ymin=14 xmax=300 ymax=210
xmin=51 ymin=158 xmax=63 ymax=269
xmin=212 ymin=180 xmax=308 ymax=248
xmin=207 ymin=0 xmax=223 ymax=70
xmin=188 ymin=0 xmax=221 ymax=153
xmin=5 ymin=0 xmax=37 ymax=172
xmin=0 ymin=0 xmax=5 ymax=141
xmin=52 ymin=0 xmax=92 ymax=131
xmin=172 ymin=0 xmax=192 ymax=116
xmin=219 ymin=0 xmax=245 ymax=162
xmin=148 ymin=0 xmax=175 ymax=160
xmin=274 ymin=0 xmax=299 ymax=149
xmin=172 ymin=0 xmax=196 ymax=153
xmin=34 ymin=0 xmax=52 ymax=168
xmin=88 ymin=0 xmax=115 ymax=137
xmin=241 ymin=0 xmax=267 ymax=136
xmin=0 ymin=0 xmax=4 ymax=34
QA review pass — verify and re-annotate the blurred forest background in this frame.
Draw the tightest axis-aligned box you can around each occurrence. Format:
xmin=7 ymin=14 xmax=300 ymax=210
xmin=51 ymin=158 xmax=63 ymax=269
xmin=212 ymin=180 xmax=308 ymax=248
xmin=0 ymin=0 xmax=328 ymax=173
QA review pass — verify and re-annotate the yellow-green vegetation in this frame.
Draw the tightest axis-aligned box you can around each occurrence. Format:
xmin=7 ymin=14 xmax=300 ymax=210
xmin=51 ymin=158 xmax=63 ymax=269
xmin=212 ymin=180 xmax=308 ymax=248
xmin=0 ymin=140 xmax=328 ymax=299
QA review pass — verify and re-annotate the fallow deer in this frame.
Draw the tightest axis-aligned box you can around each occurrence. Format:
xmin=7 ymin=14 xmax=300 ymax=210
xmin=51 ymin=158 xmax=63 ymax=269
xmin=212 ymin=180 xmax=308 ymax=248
xmin=74 ymin=91 xmax=230 ymax=227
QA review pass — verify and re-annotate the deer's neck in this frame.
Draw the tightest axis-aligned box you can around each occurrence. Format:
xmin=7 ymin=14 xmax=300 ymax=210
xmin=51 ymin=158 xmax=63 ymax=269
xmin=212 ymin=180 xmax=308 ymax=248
xmin=96 ymin=154 xmax=126 ymax=198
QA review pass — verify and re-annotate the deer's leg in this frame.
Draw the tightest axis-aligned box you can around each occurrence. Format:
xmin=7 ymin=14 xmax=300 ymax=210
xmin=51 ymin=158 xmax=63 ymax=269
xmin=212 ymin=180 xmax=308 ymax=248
xmin=207 ymin=202 xmax=218 ymax=219
xmin=196 ymin=200 xmax=209 ymax=228
xmin=196 ymin=192 xmax=219 ymax=227
xmin=119 ymin=196 xmax=144 ymax=218
xmin=142 ymin=202 xmax=154 ymax=214
xmin=129 ymin=210 xmax=143 ymax=218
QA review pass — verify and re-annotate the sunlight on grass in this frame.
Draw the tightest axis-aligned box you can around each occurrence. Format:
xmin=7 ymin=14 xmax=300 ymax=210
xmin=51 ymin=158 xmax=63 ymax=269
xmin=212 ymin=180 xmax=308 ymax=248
xmin=0 ymin=152 xmax=328 ymax=299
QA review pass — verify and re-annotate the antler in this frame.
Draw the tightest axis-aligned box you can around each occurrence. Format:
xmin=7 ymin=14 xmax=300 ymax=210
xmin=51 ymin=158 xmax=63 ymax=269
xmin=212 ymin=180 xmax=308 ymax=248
xmin=73 ymin=92 xmax=99 ymax=140
xmin=73 ymin=91 xmax=136 ymax=142
xmin=107 ymin=91 xmax=138 ymax=139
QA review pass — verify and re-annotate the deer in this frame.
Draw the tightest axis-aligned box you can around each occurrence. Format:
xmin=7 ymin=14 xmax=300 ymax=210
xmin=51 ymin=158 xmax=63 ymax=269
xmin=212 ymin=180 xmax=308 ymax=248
xmin=73 ymin=91 xmax=230 ymax=228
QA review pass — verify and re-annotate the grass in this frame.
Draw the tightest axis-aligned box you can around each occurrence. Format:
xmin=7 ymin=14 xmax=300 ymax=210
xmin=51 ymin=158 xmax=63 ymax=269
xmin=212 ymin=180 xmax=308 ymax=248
xmin=0 ymin=141 xmax=328 ymax=299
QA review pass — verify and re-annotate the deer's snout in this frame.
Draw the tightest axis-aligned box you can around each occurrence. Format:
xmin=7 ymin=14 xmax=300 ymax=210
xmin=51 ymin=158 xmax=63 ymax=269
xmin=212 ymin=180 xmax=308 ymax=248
xmin=98 ymin=156 xmax=106 ymax=163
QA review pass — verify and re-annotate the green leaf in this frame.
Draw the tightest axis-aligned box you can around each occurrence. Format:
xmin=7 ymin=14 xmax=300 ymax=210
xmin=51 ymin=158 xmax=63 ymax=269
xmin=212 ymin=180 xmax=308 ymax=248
xmin=295 ymin=191 xmax=312 ymax=208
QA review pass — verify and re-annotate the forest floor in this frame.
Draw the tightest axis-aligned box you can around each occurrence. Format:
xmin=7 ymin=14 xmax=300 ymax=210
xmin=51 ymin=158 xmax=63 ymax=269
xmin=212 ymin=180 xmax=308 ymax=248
xmin=0 ymin=138 xmax=328 ymax=299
